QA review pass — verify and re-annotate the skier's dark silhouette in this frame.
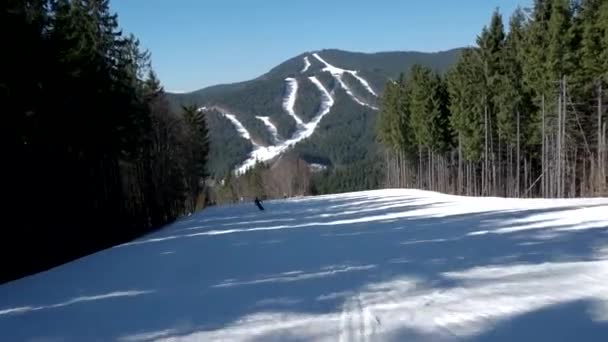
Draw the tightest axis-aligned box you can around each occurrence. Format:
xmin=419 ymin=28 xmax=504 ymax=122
xmin=254 ymin=197 xmax=264 ymax=211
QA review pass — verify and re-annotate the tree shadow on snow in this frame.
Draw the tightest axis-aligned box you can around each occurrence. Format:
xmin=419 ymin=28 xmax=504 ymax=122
xmin=0 ymin=190 xmax=607 ymax=341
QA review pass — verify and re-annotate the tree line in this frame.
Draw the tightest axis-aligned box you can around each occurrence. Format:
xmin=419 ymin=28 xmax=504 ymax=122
xmin=378 ymin=0 xmax=608 ymax=198
xmin=2 ymin=0 xmax=209 ymax=283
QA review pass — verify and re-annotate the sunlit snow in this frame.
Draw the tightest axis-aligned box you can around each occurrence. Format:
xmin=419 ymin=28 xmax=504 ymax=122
xmin=2 ymin=189 xmax=608 ymax=341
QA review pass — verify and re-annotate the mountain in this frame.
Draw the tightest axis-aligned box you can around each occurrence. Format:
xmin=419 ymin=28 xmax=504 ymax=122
xmin=168 ymin=48 xmax=463 ymax=178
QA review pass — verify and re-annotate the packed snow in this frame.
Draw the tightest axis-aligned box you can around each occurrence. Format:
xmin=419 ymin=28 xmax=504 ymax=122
xmin=2 ymin=189 xmax=608 ymax=341
xmin=282 ymin=77 xmax=305 ymax=126
xmin=312 ymin=52 xmax=379 ymax=110
xmin=300 ymin=56 xmax=311 ymax=73
xmin=255 ymin=116 xmax=281 ymax=143
xmin=234 ymin=77 xmax=334 ymax=174
xmin=222 ymin=113 xmax=257 ymax=145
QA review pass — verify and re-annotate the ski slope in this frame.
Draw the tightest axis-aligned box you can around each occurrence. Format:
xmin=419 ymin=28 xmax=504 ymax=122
xmin=255 ymin=116 xmax=281 ymax=143
xmin=301 ymin=56 xmax=311 ymax=73
xmin=233 ymin=76 xmax=334 ymax=174
xmin=207 ymin=52 xmax=380 ymax=173
xmin=222 ymin=113 xmax=257 ymax=145
xmin=282 ymin=78 xmax=305 ymax=126
xmin=312 ymin=53 xmax=379 ymax=110
xmin=2 ymin=189 xmax=608 ymax=341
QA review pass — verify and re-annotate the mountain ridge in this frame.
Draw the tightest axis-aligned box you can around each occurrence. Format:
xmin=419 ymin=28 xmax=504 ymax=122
xmin=168 ymin=48 xmax=463 ymax=178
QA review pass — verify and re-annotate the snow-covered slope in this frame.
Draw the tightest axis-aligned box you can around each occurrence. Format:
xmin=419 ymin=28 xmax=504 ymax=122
xmin=312 ymin=53 xmax=379 ymax=110
xmin=281 ymin=77 xmax=304 ymax=127
xmin=221 ymin=76 xmax=335 ymax=174
xmin=255 ymin=116 xmax=280 ymax=143
xmin=300 ymin=56 xmax=311 ymax=73
xmin=222 ymin=112 xmax=257 ymax=144
xmin=2 ymin=190 xmax=608 ymax=341
xmin=204 ymin=52 xmax=383 ymax=174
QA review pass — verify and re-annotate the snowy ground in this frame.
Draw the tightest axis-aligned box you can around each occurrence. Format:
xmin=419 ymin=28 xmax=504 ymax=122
xmin=2 ymin=189 xmax=608 ymax=341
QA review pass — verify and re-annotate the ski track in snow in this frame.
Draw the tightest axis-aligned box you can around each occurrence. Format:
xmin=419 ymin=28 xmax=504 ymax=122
xmin=255 ymin=116 xmax=280 ymax=143
xmin=334 ymin=74 xmax=379 ymax=110
xmin=282 ymin=77 xmax=304 ymax=126
xmin=233 ymin=76 xmax=334 ymax=174
xmin=4 ymin=190 xmax=608 ymax=341
xmin=222 ymin=113 xmax=257 ymax=146
xmin=300 ymin=56 xmax=311 ymax=73
xmin=312 ymin=52 xmax=379 ymax=110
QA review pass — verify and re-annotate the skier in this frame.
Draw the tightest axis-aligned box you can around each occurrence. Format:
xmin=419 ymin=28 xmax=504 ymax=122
xmin=254 ymin=196 xmax=265 ymax=211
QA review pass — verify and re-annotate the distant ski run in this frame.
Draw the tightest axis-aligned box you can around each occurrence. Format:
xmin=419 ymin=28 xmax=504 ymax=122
xmin=282 ymin=77 xmax=304 ymax=126
xmin=223 ymin=113 xmax=258 ymax=146
xmin=300 ymin=56 xmax=311 ymax=73
xmin=312 ymin=53 xmax=378 ymax=109
xmin=235 ymin=77 xmax=334 ymax=174
xmin=312 ymin=52 xmax=378 ymax=97
xmin=256 ymin=116 xmax=280 ymax=143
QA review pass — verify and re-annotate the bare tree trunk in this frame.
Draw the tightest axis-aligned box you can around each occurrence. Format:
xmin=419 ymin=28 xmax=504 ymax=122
xmin=524 ymin=157 xmax=528 ymax=198
xmin=428 ymin=148 xmax=433 ymax=191
xmin=516 ymin=110 xmax=521 ymax=197
xmin=562 ymin=76 xmax=567 ymax=197
xmin=418 ymin=146 xmax=422 ymax=189
xmin=557 ymin=79 xmax=562 ymax=198
xmin=572 ymin=149 xmax=577 ymax=197
xmin=542 ymin=95 xmax=546 ymax=198
xmin=458 ymin=134 xmax=463 ymax=195
xmin=598 ymin=82 xmax=604 ymax=194
xmin=484 ymin=101 xmax=488 ymax=196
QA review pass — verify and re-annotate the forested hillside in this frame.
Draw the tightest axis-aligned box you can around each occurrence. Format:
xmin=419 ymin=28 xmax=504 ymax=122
xmin=377 ymin=0 xmax=608 ymax=198
xmin=168 ymin=49 xmax=462 ymax=181
xmin=2 ymin=0 xmax=210 ymax=283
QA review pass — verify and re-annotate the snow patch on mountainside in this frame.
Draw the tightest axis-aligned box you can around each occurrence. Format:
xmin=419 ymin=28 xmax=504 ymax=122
xmin=282 ymin=78 xmax=304 ymax=126
xmin=255 ymin=116 xmax=280 ymax=143
xmin=312 ymin=53 xmax=379 ymax=109
xmin=334 ymin=76 xmax=379 ymax=110
xmin=234 ymin=77 xmax=335 ymax=174
xmin=223 ymin=113 xmax=258 ymax=145
xmin=301 ymin=56 xmax=311 ymax=73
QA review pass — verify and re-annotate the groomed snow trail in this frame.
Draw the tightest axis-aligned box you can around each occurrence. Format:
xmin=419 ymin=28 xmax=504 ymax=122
xmin=222 ymin=113 xmax=258 ymax=146
xmin=255 ymin=116 xmax=280 ymax=143
xmin=312 ymin=52 xmax=379 ymax=110
xmin=2 ymin=189 xmax=608 ymax=341
xmin=282 ymin=77 xmax=304 ymax=126
xmin=233 ymin=77 xmax=334 ymax=174
xmin=300 ymin=56 xmax=311 ymax=73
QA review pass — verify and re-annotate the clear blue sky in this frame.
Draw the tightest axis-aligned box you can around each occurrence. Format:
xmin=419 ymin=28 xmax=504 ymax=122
xmin=110 ymin=0 xmax=531 ymax=92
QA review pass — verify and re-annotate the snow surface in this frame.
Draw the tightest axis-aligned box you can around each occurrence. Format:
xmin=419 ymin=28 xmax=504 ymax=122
xmin=255 ymin=116 xmax=281 ymax=143
xmin=312 ymin=53 xmax=379 ymax=110
xmin=282 ymin=78 xmax=304 ymax=126
xmin=300 ymin=56 xmax=311 ymax=74
xmin=234 ymin=77 xmax=334 ymax=174
xmin=2 ymin=189 xmax=608 ymax=341
xmin=222 ymin=113 xmax=257 ymax=145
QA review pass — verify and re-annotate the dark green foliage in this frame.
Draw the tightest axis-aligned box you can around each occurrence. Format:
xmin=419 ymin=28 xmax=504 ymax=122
xmin=293 ymin=88 xmax=378 ymax=166
xmin=2 ymin=0 xmax=210 ymax=283
xmin=447 ymin=49 xmax=486 ymax=161
xmin=206 ymin=110 xmax=252 ymax=178
xmin=294 ymin=76 xmax=323 ymax=122
xmin=168 ymin=49 xmax=463 ymax=180
xmin=341 ymin=72 xmax=378 ymax=106
xmin=377 ymin=0 xmax=608 ymax=198
xmin=311 ymin=154 xmax=384 ymax=195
